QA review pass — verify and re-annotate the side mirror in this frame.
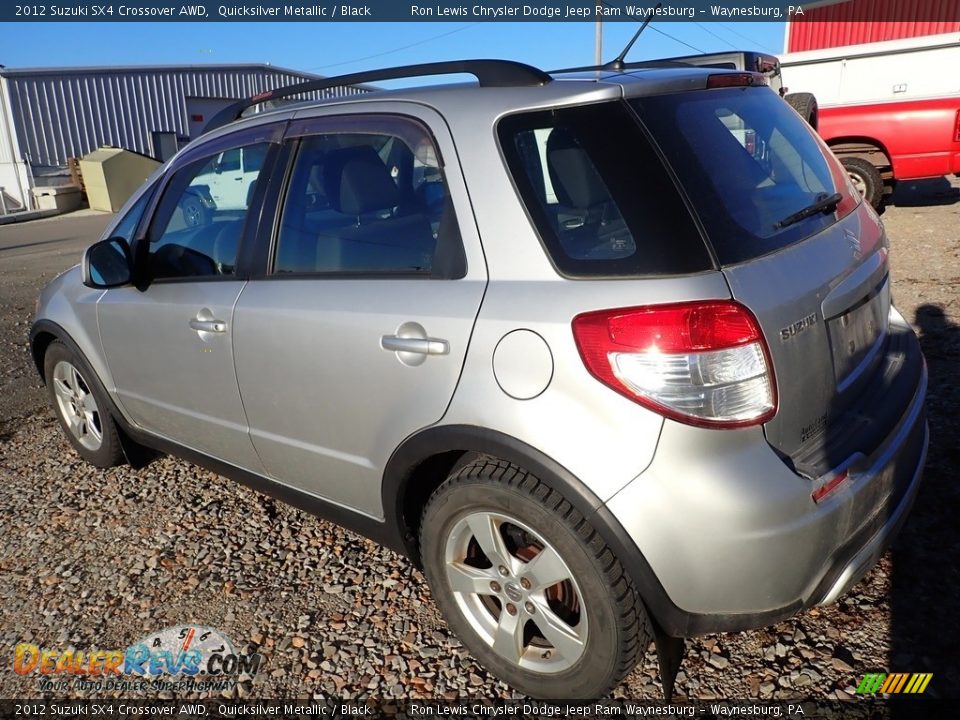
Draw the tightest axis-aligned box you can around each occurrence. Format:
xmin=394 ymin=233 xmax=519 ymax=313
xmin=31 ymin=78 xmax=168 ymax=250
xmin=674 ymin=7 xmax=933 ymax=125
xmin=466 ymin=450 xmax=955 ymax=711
xmin=82 ymin=237 xmax=133 ymax=289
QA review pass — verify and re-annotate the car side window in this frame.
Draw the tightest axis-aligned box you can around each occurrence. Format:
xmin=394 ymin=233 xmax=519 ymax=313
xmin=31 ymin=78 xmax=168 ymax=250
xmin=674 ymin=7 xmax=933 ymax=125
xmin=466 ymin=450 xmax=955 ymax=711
xmin=273 ymin=129 xmax=455 ymax=276
xmin=217 ymin=148 xmax=241 ymax=173
xmin=110 ymin=187 xmax=153 ymax=243
xmin=146 ymin=142 xmax=271 ymax=281
xmin=243 ymin=144 xmax=268 ymax=174
xmin=509 ymin=125 xmax=637 ymax=262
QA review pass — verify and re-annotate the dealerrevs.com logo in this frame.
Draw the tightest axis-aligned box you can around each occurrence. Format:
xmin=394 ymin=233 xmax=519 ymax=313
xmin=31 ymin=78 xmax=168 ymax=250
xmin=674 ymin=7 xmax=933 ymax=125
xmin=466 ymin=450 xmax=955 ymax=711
xmin=14 ymin=625 xmax=263 ymax=693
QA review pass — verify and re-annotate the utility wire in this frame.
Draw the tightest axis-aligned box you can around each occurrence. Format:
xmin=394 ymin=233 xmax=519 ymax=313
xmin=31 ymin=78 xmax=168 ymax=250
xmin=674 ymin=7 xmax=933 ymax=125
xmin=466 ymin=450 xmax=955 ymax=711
xmin=648 ymin=25 xmax=705 ymax=54
xmin=306 ymin=25 xmax=477 ymax=72
xmin=693 ymin=22 xmax=740 ymax=51
xmin=716 ymin=23 xmax=781 ymax=54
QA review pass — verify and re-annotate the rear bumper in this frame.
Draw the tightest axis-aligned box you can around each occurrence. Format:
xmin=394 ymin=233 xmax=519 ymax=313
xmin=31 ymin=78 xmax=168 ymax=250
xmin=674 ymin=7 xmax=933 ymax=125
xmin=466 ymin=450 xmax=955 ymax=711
xmin=604 ymin=316 xmax=927 ymax=635
xmin=811 ymin=418 xmax=926 ymax=607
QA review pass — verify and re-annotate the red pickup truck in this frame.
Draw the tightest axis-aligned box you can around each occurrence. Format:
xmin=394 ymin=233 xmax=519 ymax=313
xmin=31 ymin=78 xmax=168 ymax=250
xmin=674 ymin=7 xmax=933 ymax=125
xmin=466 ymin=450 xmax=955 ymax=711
xmin=817 ymin=96 xmax=960 ymax=208
xmin=659 ymin=49 xmax=960 ymax=210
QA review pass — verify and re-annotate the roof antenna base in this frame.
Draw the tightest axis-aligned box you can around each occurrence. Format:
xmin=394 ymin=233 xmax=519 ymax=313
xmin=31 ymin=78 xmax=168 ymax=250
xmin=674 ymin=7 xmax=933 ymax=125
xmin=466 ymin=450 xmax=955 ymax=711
xmin=606 ymin=2 xmax=662 ymax=71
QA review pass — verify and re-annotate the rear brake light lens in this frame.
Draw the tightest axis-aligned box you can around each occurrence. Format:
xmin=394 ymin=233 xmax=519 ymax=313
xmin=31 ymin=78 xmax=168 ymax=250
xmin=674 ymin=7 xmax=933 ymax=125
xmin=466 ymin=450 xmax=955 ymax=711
xmin=707 ymin=73 xmax=769 ymax=89
xmin=954 ymin=109 xmax=960 ymax=142
xmin=572 ymin=301 xmax=777 ymax=428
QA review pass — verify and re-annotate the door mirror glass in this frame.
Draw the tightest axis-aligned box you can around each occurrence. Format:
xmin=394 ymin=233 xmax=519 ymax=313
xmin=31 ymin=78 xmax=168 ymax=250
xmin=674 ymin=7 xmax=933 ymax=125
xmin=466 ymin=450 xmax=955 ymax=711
xmin=83 ymin=237 xmax=133 ymax=288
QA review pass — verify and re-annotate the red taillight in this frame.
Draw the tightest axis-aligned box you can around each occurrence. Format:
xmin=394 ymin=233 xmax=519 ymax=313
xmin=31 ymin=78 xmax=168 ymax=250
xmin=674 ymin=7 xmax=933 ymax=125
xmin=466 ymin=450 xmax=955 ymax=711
xmin=602 ymin=303 xmax=762 ymax=353
xmin=954 ymin=109 xmax=960 ymax=142
xmin=706 ymin=73 xmax=769 ymax=89
xmin=572 ymin=301 xmax=777 ymax=429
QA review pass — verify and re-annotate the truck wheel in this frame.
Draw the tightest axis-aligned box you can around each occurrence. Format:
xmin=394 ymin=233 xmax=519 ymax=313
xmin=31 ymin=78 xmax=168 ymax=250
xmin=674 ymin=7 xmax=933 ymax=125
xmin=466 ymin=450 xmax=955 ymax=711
xmin=841 ymin=157 xmax=883 ymax=209
xmin=784 ymin=92 xmax=818 ymax=130
xmin=180 ymin=195 xmax=208 ymax=228
xmin=420 ymin=457 xmax=651 ymax=699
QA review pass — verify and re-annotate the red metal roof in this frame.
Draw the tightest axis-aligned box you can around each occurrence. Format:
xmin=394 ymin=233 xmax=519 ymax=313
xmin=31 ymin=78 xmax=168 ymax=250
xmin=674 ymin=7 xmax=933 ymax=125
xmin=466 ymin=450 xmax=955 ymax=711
xmin=787 ymin=0 xmax=960 ymax=52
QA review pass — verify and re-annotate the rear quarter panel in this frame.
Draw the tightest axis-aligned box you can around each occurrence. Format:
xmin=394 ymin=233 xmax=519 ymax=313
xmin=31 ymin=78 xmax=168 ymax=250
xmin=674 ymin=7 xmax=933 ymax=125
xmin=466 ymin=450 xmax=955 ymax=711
xmin=443 ymin=273 xmax=735 ymax=502
xmin=437 ymin=88 xmax=736 ymax=500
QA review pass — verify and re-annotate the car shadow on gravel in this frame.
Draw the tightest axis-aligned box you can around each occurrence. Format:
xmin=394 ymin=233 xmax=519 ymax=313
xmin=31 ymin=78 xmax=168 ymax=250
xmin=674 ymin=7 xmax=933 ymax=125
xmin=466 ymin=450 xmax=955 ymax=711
xmin=886 ymin=178 xmax=960 ymax=209
xmin=889 ymin=304 xmax=960 ymax=703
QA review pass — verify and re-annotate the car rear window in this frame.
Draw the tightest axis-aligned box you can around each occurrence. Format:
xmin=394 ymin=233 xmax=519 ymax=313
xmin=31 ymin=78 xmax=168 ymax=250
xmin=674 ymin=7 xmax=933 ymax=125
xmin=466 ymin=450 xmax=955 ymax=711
xmin=498 ymin=102 xmax=713 ymax=277
xmin=630 ymin=87 xmax=857 ymax=265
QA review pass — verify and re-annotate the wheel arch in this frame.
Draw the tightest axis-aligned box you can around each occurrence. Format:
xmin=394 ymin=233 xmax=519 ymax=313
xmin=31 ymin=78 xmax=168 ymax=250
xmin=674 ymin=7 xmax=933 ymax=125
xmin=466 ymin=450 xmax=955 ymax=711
xmin=30 ymin=326 xmax=59 ymax=382
xmin=183 ymin=184 xmax=213 ymax=205
xmin=30 ymin=319 xmax=112 ymax=391
xmin=385 ymin=425 xmax=701 ymax=636
xmin=29 ymin=319 xmax=147 ymax=465
xmin=384 ymin=424 xmax=806 ymax=636
xmin=383 ymin=426 xmax=603 ymax=560
xmin=826 ymin=137 xmax=894 ymax=174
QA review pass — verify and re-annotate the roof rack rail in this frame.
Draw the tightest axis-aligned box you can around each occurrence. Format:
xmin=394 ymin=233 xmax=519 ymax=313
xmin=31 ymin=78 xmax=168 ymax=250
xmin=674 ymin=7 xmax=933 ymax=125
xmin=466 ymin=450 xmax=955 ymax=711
xmin=203 ymin=59 xmax=552 ymax=134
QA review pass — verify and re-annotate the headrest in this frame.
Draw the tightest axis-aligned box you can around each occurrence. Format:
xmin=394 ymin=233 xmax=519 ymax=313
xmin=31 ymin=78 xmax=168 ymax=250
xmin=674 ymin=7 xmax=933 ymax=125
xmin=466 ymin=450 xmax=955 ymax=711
xmin=323 ymin=145 xmax=399 ymax=215
xmin=546 ymin=129 xmax=609 ymax=209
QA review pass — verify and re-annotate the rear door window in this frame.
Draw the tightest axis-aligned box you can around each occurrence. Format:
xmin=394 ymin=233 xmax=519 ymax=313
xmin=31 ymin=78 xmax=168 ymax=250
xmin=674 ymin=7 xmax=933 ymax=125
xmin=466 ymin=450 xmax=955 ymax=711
xmin=498 ymin=102 xmax=713 ymax=277
xmin=631 ymin=87 xmax=857 ymax=265
xmin=272 ymin=125 xmax=460 ymax=277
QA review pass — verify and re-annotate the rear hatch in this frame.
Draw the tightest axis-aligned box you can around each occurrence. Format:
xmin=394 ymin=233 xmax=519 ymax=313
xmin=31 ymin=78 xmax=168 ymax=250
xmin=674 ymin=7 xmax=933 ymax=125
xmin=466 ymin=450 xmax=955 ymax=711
xmin=630 ymin=85 xmax=917 ymax=475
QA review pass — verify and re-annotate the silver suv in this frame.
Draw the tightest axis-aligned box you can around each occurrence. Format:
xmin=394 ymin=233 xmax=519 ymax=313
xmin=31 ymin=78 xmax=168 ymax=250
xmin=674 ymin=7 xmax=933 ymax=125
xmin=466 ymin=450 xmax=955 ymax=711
xmin=32 ymin=60 xmax=927 ymax=699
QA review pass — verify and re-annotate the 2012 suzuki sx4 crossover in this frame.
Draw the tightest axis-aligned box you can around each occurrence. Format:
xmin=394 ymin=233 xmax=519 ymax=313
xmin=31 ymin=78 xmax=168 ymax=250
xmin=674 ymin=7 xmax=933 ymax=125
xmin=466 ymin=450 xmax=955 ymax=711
xmin=32 ymin=60 xmax=927 ymax=699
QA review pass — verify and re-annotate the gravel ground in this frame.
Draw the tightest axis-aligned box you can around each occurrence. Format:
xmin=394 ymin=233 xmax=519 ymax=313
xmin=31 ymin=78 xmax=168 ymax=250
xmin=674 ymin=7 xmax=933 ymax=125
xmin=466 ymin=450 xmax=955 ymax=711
xmin=1 ymin=181 xmax=958 ymax=700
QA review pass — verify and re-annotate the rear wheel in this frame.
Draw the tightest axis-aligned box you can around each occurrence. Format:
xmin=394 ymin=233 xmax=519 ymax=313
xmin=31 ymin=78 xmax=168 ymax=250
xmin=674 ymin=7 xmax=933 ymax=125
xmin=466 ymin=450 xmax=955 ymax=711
xmin=841 ymin=156 xmax=883 ymax=209
xmin=420 ymin=457 xmax=651 ymax=698
xmin=44 ymin=341 xmax=125 ymax=468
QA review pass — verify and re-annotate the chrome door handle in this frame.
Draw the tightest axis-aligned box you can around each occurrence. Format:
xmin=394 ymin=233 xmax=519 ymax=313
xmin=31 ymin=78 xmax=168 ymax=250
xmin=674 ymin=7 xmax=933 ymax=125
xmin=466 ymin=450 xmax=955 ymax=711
xmin=190 ymin=318 xmax=227 ymax=333
xmin=381 ymin=335 xmax=449 ymax=356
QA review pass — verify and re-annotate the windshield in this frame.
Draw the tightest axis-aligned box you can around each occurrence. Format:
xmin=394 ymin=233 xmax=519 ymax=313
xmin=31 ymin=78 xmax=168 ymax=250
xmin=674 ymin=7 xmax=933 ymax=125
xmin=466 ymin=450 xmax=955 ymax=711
xmin=630 ymin=87 xmax=857 ymax=265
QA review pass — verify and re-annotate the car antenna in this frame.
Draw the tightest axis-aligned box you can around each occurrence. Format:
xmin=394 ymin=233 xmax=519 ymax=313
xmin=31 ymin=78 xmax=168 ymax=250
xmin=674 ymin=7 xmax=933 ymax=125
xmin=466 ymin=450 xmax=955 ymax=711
xmin=603 ymin=2 xmax=662 ymax=71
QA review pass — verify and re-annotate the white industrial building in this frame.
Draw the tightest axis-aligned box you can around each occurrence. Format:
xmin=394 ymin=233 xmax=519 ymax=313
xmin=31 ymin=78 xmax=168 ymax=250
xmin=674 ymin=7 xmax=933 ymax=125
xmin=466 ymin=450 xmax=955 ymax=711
xmin=0 ymin=63 xmax=366 ymax=216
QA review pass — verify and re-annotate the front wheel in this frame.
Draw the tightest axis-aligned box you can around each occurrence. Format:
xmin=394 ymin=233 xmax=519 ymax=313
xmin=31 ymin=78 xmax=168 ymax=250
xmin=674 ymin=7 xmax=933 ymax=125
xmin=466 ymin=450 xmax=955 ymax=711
xmin=44 ymin=340 xmax=125 ymax=468
xmin=180 ymin=194 xmax=208 ymax=228
xmin=420 ymin=457 xmax=651 ymax=698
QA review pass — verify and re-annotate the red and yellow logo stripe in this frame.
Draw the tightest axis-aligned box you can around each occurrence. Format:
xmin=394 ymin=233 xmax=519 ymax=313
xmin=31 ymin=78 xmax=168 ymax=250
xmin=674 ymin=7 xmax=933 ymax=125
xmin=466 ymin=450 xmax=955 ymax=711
xmin=856 ymin=673 xmax=933 ymax=694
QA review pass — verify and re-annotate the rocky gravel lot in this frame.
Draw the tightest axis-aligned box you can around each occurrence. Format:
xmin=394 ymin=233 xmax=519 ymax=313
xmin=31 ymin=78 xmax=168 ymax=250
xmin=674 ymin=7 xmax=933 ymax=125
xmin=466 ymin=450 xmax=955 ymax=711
xmin=1 ymin=181 xmax=958 ymax=701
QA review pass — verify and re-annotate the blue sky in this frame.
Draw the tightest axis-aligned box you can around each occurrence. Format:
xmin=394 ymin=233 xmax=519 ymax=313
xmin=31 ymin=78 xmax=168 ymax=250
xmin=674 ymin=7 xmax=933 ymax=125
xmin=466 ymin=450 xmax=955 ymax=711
xmin=1 ymin=21 xmax=785 ymax=76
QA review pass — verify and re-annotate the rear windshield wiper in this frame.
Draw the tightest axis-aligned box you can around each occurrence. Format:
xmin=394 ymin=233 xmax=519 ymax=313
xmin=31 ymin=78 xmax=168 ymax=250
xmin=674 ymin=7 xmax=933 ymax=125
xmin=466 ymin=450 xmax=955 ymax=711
xmin=774 ymin=192 xmax=843 ymax=230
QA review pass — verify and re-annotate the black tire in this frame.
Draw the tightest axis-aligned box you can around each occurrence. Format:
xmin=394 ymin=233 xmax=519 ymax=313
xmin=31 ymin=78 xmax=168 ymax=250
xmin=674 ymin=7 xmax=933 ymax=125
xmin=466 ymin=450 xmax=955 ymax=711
xmin=180 ymin=194 xmax=207 ymax=228
xmin=44 ymin=340 xmax=126 ymax=468
xmin=784 ymin=92 xmax=819 ymax=130
xmin=841 ymin=156 xmax=884 ymax=209
xmin=420 ymin=457 xmax=651 ymax=699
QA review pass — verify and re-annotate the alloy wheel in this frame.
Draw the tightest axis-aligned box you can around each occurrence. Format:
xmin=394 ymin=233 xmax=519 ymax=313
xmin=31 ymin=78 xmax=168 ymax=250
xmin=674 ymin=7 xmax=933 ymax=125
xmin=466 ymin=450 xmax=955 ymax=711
xmin=52 ymin=360 xmax=103 ymax=451
xmin=443 ymin=511 xmax=587 ymax=673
